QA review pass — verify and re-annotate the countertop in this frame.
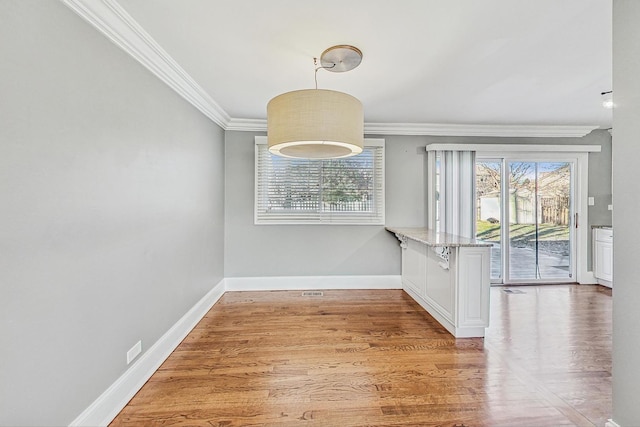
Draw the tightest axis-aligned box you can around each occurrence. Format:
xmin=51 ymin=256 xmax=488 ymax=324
xmin=386 ymin=227 xmax=493 ymax=248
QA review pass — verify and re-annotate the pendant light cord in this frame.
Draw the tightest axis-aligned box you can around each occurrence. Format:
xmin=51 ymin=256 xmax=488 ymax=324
xmin=313 ymin=57 xmax=336 ymax=89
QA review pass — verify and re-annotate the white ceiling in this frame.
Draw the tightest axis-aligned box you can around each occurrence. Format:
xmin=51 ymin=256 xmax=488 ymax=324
xmin=103 ymin=0 xmax=613 ymax=131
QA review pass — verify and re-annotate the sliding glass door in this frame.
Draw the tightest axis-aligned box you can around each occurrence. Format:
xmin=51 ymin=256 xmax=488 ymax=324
xmin=507 ymin=161 xmax=573 ymax=281
xmin=476 ymin=158 xmax=575 ymax=283
xmin=476 ymin=160 xmax=503 ymax=281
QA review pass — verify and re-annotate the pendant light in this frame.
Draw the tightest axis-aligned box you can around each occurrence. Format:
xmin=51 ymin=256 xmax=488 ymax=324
xmin=267 ymin=45 xmax=364 ymax=159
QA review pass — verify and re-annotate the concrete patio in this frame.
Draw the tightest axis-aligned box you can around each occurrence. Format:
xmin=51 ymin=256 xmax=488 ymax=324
xmin=482 ymin=241 xmax=571 ymax=282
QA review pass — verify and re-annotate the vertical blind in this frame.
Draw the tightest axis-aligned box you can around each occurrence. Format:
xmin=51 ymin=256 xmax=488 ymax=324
xmin=255 ymin=140 xmax=385 ymax=224
xmin=428 ymin=149 xmax=476 ymax=238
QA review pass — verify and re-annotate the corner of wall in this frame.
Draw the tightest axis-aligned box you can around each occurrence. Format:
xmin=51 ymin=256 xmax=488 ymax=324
xmin=69 ymin=279 xmax=226 ymax=427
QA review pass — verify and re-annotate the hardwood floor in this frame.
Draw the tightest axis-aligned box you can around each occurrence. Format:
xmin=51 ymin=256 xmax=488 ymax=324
xmin=111 ymin=285 xmax=612 ymax=426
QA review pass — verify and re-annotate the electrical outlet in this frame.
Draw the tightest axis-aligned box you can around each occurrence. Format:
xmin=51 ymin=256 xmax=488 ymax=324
xmin=588 ymin=197 xmax=595 ymax=206
xmin=127 ymin=340 xmax=142 ymax=364
xmin=608 ymin=204 xmax=613 ymax=211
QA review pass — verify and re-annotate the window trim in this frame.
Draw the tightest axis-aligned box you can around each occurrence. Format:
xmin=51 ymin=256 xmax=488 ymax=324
xmin=254 ymin=136 xmax=385 ymax=225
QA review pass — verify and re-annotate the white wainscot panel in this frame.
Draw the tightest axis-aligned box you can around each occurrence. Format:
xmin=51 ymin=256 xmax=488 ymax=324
xmin=424 ymin=247 xmax=454 ymax=323
xmin=457 ymin=247 xmax=490 ymax=329
xmin=402 ymin=239 xmax=427 ymax=296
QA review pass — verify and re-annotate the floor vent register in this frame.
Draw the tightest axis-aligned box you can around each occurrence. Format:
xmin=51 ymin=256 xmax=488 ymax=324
xmin=301 ymin=291 xmax=324 ymax=297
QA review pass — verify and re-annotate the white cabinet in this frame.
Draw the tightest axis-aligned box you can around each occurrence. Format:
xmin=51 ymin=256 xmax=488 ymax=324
xmin=424 ymin=247 xmax=454 ymax=323
xmin=593 ymin=228 xmax=613 ymax=287
xmin=390 ymin=228 xmax=491 ymax=338
xmin=402 ymin=239 xmax=427 ymax=296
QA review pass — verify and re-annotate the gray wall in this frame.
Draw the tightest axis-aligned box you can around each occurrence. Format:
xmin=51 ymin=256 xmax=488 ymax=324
xmin=225 ymin=130 xmax=610 ymax=278
xmin=586 ymin=130 xmax=614 ymax=230
xmin=0 ymin=2 xmax=225 ymax=425
xmin=224 ymin=132 xmax=422 ymax=277
xmin=0 ymin=2 xmax=616 ymax=424
xmin=612 ymin=0 xmax=640 ymax=424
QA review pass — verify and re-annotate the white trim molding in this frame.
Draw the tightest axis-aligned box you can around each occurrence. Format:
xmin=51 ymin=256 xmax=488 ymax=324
xmin=426 ymin=143 xmax=602 ymax=153
xmin=61 ymin=0 xmax=230 ymax=128
xmin=226 ymin=118 xmax=268 ymax=132
xmin=60 ymin=1 xmax=602 ymax=139
xmin=69 ymin=279 xmax=226 ymax=427
xmin=225 ymin=120 xmax=599 ymax=138
xmin=471 ymin=149 xmax=593 ymax=285
xmin=69 ymin=275 xmax=402 ymax=425
xmin=605 ymin=420 xmax=621 ymax=427
xmin=366 ymin=123 xmax=599 ymax=138
xmin=225 ymin=275 xmax=402 ymax=292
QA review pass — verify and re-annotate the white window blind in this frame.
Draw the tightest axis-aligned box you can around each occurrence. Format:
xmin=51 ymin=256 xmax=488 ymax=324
xmin=426 ymin=148 xmax=476 ymax=238
xmin=255 ymin=138 xmax=385 ymax=225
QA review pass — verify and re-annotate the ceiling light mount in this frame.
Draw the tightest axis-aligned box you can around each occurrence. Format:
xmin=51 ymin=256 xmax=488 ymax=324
xmin=319 ymin=45 xmax=363 ymax=73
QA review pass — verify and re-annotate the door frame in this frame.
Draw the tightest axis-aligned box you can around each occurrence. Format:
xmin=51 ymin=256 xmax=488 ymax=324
xmin=476 ymin=151 xmax=588 ymax=284
xmin=425 ymin=143 xmax=599 ymax=285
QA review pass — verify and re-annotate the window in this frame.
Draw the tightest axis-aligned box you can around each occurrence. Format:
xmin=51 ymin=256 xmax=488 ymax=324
xmin=255 ymin=137 xmax=385 ymax=225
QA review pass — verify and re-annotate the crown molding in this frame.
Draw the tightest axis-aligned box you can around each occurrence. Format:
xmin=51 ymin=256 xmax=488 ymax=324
xmin=363 ymin=123 xmax=599 ymax=138
xmin=225 ymin=118 xmax=267 ymax=132
xmin=61 ymin=0 xmax=230 ymax=128
xmin=425 ymin=143 xmax=601 ymax=153
xmin=61 ymin=0 xmax=600 ymax=139
xmin=226 ymin=119 xmax=598 ymax=138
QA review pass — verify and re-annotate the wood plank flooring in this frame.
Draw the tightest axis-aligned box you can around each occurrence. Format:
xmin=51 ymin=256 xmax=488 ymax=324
xmin=111 ymin=285 xmax=612 ymax=426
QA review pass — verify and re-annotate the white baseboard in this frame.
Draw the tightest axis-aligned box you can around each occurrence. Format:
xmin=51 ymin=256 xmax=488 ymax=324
xmin=69 ymin=279 xmax=226 ymax=427
xmin=579 ymin=270 xmax=597 ymax=285
xmin=224 ymin=275 xmax=402 ymax=291
xmin=605 ymin=420 xmax=621 ymax=427
xmin=581 ymin=271 xmax=613 ymax=288
xmin=69 ymin=275 xmax=400 ymax=426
